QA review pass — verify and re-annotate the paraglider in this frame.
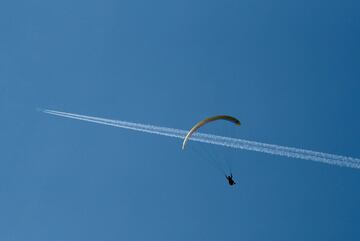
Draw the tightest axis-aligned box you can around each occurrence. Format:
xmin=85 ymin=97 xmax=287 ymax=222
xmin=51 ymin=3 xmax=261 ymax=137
xmin=182 ymin=115 xmax=240 ymax=150
xmin=182 ymin=115 xmax=240 ymax=186
xmin=226 ymin=174 xmax=236 ymax=186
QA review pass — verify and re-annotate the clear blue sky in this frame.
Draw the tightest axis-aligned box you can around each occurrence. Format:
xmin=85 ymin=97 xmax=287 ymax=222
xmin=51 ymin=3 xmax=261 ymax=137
xmin=1 ymin=0 xmax=360 ymax=240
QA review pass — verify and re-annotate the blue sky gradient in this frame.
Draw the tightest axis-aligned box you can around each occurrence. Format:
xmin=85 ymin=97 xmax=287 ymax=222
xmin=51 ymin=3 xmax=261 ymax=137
xmin=1 ymin=0 xmax=360 ymax=240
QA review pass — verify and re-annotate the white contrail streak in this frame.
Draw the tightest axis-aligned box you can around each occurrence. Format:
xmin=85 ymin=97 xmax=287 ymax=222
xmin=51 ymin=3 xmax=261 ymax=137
xmin=42 ymin=109 xmax=360 ymax=169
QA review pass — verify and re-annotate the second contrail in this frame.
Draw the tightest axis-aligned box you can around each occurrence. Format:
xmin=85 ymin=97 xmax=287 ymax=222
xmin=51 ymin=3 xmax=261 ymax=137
xmin=42 ymin=109 xmax=360 ymax=169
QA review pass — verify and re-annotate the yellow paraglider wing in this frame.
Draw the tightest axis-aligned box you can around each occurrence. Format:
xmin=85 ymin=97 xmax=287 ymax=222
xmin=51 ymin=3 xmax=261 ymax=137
xmin=182 ymin=115 xmax=240 ymax=150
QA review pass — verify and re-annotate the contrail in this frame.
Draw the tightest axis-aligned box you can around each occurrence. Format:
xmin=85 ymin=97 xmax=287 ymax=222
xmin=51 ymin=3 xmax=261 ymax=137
xmin=42 ymin=109 xmax=360 ymax=169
